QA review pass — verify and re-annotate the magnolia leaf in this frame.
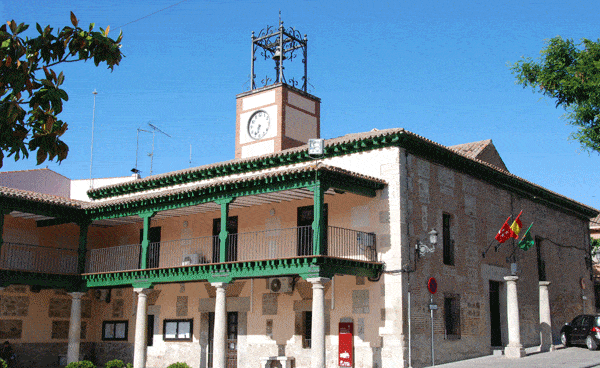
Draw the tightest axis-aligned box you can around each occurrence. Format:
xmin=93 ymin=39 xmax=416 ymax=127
xmin=105 ymin=25 xmax=110 ymax=36
xmin=36 ymin=148 xmax=47 ymax=165
xmin=70 ymin=12 xmax=78 ymax=27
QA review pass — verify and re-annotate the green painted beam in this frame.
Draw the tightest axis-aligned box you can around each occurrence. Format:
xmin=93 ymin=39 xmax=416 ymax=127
xmin=81 ymin=257 xmax=383 ymax=288
xmin=0 ymin=270 xmax=82 ymax=290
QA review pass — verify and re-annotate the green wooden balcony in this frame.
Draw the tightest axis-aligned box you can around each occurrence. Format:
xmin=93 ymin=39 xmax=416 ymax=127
xmin=82 ymin=226 xmax=381 ymax=288
xmin=0 ymin=228 xmax=381 ymax=289
xmin=85 ymin=225 xmax=377 ymax=273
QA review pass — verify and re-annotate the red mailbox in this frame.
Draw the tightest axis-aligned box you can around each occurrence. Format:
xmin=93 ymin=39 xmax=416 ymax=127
xmin=339 ymin=322 xmax=353 ymax=367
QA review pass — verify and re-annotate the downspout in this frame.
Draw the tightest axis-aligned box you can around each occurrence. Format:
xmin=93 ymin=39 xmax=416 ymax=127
xmin=399 ymin=148 xmax=413 ymax=368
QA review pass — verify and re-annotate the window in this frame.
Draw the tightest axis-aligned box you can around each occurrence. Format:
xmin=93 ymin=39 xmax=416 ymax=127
xmin=535 ymin=236 xmax=546 ymax=281
xmin=443 ymin=213 xmax=454 ymax=265
xmin=444 ymin=295 xmax=461 ymax=339
xmin=302 ymin=311 xmax=312 ymax=349
xmin=102 ymin=321 xmax=128 ymax=341
xmin=163 ymin=319 xmax=193 ymax=341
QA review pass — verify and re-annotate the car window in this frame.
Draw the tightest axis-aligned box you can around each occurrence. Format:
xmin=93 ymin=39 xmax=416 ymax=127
xmin=582 ymin=316 xmax=592 ymax=327
xmin=595 ymin=317 xmax=600 ymax=327
xmin=572 ymin=316 xmax=583 ymax=327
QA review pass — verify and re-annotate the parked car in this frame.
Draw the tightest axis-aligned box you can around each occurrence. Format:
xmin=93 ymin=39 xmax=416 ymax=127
xmin=561 ymin=314 xmax=600 ymax=350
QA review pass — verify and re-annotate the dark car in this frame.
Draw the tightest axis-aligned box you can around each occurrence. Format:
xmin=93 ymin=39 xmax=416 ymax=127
xmin=561 ymin=314 xmax=600 ymax=350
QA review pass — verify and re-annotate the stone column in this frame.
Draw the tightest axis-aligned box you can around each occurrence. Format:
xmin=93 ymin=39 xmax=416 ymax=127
xmin=133 ymin=288 xmax=152 ymax=368
xmin=212 ymin=282 xmax=229 ymax=368
xmin=308 ymin=277 xmax=330 ymax=368
xmin=539 ymin=281 xmax=554 ymax=352
xmin=504 ymin=276 xmax=525 ymax=358
xmin=67 ymin=292 xmax=86 ymax=363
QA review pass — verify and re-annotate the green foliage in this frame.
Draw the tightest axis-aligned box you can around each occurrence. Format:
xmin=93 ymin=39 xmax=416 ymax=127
xmin=592 ymin=237 xmax=600 ymax=252
xmin=0 ymin=12 xmax=123 ymax=168
xmin=104 ymin=359 xmax=132 ymax=368
xmin=65 ymin=360 xmax=96 ymax=368
xmin=166 ymin=363 xmax=192 ymax=368
xmin=512 ymin=36 xmax=600 ymax=154
xmin=0 ymin=358 xmax=7 ymax=368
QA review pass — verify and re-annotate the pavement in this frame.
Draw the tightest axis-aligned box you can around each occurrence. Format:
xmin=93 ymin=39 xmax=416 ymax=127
xmin=433 ymin=346 xmax=600 ymax=367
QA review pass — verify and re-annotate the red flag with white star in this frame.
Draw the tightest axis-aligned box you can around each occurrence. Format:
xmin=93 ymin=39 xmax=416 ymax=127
xmin=495 ymin=216 xmax=516 ymax=243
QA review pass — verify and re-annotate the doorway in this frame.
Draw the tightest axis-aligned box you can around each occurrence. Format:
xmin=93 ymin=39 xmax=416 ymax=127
xmin=489 ymin=280 xmax=502 ymax=346
xmin=212 ymin=217 xmax=238 ymax=263
xmin=139 ymin=227 xmax=161 ymax=268
xmin=297 ymin=205 xmax=328 ymax=256
xmin=208 ymin=311 xmax=238 ymax=368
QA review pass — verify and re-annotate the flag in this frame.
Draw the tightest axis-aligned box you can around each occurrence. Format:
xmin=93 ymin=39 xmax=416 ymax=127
xmin=510 ymin=210 xmax=523 ymax=238
xmin=518 ymin=223 xmax=534 ymax=250
xmin=495 ymin=216 xmax=516 ymax=243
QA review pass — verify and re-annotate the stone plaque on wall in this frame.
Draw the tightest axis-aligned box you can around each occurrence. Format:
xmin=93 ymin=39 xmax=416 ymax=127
xmin=112 ymin=299 xmax=125 ymax=318
xmin=51 ymin=320 xmax=70 ymax=339
xmin=0 ymin=295 xmax=29 ymax=316
xmin=262 ymin=293 xmax=278 ymax=315
xmin=379 ymin=211 xmax=390 ymax=224
xmin=266 ymin=319 xmax=273 ymax=338
xmin=352 ymin=290 xmax=370 ymax=314
xmin=177 ymin=296 xmax=189 ymax=316
xmin=82 ymin=299 xmax=92 ymax=318
xmin=0 ymin=319 xmax=22 ymax=339
xmin=49 ymin=298 xmax=71 ymax=318
xmin=4 ymin=285 xmax=27 ymax=293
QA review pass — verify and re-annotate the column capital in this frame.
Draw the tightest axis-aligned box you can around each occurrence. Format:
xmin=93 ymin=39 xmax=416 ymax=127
xmin=539 ymin=281 xmax=551 ymax=287
xmin=211 ymin=282 xmax=230 ymax=289
xmin=133 ymin=288 xmax=153 ymax=295
xmin=307 ymin=277 xmax=330 ymax=286
xmin=68 ymin=291 xmax=87 ymax=299
xmin=504 ymin=275 xmax=519 ymax=282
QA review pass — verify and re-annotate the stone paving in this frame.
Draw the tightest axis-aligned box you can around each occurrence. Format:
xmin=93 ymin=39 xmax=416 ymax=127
xmin=434 ymin=346 xmax=600 ymax=368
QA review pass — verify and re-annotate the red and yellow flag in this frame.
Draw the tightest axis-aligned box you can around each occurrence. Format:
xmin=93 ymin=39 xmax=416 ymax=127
xmin=510 ymin=211 xmax=523 ymax=238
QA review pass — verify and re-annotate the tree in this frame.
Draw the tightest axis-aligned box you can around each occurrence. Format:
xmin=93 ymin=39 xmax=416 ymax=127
xmin=0 ymin=12 xmax=122 ymax=168
xmin=512 ymin=36 xmax=600 ymax=154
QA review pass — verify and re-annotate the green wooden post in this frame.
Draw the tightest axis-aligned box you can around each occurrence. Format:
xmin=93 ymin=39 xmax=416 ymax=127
xmin=139 ymin=211 xmax=156 ymax=269
xmin=215 ymin=197 xmax=234 ymax=263
xmin=77 ymin=221 xmax=91 ymax=274
xmin=311 ymin=179 xmax=327 ymax=256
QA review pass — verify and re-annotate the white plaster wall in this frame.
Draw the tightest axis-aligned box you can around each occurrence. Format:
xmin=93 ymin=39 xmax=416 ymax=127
xmin=71 ymin=175 xmax=139 ymax=201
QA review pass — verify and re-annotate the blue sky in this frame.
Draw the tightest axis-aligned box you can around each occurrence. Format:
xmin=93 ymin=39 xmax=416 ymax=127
xmin=1 ymin=0 xmax=599 ymax=211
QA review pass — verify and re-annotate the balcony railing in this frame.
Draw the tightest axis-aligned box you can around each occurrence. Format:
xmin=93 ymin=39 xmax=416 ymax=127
xmin=84 ymin=226 xmax=376 ymax=274
xmin=86 ymin=244 xmax=141 ymax=273
xmin=0 ymin=227 xmax=377 ymax=275
xmin=0 ymin=242 xmax=78 ymax=274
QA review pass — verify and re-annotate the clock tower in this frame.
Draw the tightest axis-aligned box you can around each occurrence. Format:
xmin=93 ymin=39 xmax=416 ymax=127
xmin=235 ymin=20 xmax=320 ymax=159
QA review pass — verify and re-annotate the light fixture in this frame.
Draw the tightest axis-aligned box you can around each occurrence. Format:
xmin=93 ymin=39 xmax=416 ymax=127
xmin=416 ymin=228 xmax=438 ymax=257
xmin=308 ymin=138 xmax=324 ymax=157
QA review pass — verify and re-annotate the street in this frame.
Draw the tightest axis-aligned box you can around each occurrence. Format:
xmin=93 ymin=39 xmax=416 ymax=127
xmin=434 ymin=346 xmax=600 ymax=368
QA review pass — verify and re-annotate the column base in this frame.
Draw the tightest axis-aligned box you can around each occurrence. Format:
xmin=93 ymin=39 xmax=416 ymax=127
xmin=504 ymin=344 xmax=526 ymax=358
xmin=539 ymin=343 xmax=555 ymax=353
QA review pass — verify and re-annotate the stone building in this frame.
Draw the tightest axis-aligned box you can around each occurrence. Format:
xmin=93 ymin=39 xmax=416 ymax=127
xmin=0 ymin=21 xmax=598 ymax=368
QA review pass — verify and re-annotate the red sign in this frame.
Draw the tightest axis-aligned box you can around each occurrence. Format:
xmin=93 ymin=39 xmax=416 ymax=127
xmin=339 ymin=322 xmax=353 ymax=367
xmin=428 ymin=277 xmax=438 ymax=294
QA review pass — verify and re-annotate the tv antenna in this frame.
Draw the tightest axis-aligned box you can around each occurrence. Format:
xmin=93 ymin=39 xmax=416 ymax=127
xmin=132 ymin=122 xmax=171 ymax=176
xmin=89 ymin=89 xmax=98 ymax=190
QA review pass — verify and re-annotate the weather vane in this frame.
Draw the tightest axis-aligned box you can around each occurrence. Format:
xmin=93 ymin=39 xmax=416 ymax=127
xmin=250 ymin=15 xmax=308 ymax=91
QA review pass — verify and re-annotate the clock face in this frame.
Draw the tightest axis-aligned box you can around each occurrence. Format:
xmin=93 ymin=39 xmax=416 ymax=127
xmin=248 ymin=110 xmax=270 ymax=140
